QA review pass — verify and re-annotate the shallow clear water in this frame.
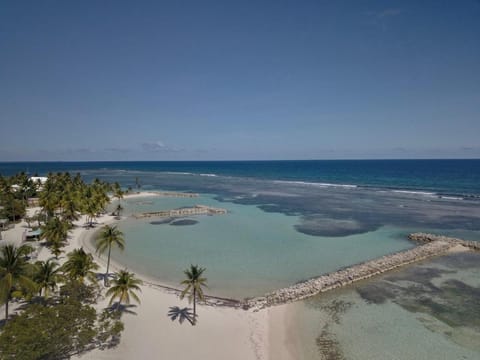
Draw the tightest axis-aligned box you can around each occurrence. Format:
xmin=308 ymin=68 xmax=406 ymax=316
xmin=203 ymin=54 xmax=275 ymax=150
xmin=289 ymin=252 xmax=480 ymax=360
xmin=107 ymin=194 xmax=415 ymax=298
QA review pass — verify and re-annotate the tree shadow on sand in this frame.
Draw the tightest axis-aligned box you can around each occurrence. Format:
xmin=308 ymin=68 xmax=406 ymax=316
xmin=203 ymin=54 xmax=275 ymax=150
xmin=107 ymin=303 xmax=138 ymax=316
xmin=167 ymin=306 xmax=195 ymax=325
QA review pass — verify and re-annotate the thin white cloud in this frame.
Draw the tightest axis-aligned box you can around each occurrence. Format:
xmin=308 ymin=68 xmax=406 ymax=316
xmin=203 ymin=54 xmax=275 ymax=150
xmin=141 ymin=140 xmax=183 ymax=152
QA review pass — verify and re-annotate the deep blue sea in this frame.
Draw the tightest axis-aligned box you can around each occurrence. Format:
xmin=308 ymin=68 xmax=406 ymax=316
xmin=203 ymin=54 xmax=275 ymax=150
xmin=1 ymin=159 xmax=479 ymax=197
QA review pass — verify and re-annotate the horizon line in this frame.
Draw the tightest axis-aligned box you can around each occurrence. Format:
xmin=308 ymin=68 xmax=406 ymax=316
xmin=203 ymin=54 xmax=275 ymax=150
xmin=0 ymin=158 xmax=479 ymax=163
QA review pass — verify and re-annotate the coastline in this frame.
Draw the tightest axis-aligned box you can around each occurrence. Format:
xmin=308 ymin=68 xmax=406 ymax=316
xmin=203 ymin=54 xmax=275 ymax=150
xmin=69 ymin=192 xmax=278 ymax=360
xmin=5 ymin=190 xmax=476 ymax=359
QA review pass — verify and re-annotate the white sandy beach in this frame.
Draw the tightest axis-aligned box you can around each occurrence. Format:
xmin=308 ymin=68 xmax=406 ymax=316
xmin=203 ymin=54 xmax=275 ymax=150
xmin=0 ymin=193 xmax=294 ymax=360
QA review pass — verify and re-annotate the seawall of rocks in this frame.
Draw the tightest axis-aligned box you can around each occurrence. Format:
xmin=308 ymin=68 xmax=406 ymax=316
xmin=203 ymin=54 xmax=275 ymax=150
xmin=133 ymin=205 xmax=227 ymax=219
xmin=408 ymin=232 xmax=480 ymax=250
xmin=242 ymin=233 xmax=478 ymax=311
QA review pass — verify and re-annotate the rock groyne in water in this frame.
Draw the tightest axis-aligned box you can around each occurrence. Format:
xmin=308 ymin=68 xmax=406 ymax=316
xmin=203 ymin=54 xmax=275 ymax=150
xmin=408 ymin=232 xmax=480 ymax=250
xmin=243 ymin=233 xmax=478 ymax=311
xmin=153 ymin=191 xmax=199 ymax=198
xmin=133 ymin=205 xmax=227 ymax=219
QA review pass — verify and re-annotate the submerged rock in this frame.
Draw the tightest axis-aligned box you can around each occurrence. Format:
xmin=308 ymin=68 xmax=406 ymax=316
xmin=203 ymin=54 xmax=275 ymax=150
xmin=170 ymin=219 xmax=198 ymax=226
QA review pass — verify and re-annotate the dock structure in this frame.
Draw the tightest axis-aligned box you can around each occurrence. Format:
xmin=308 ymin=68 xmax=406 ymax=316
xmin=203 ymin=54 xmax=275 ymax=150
xmin=133 ymin=205 xmax=227 ymax=219
xmin=243 ymin=233 xmax=478 ymax=311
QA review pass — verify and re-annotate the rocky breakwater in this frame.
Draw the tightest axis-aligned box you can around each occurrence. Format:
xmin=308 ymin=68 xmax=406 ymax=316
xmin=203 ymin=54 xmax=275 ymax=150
xmin=408 ymin=232 xmax=480 ymax=250
xmin=133 ymin=205 xmax=227 ymax=219
xmin=243 ymin=237 xmax=465 ymax=311
xmin=154 ymin=191 xmax=199 ymax=198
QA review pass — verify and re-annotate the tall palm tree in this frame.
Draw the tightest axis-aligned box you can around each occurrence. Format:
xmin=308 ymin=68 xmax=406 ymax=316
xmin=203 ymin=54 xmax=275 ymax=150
xmin=95 ymin=225 xmax=125 ymax=284
xmin=0 ymin=244 xmax=36 ymax=320
xmin=180 ymin=265 xmax=207 ymax=325
xmin=61 ymin=248 xmax=99 ymax=284
xmin=106 ymin=270 xmax=142 ymax=310
xmin=38 ymin=177 xmax=59 ymax=218
xmin=34 ymin=259 xmax=62 ymax=298
xmin=113 ymin=182 xmax=124 ymax=205
xmin=41 ymin=217 xmax=69 ymax=258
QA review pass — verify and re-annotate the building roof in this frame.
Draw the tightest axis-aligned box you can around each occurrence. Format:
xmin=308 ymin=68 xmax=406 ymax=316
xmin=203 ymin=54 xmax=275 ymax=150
xmin=29 ymin=177 xmax=48 ymax=184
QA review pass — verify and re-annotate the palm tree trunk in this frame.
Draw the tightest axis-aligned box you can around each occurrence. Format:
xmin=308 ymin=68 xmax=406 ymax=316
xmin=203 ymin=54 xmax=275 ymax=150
xmin=105 ymin=244 xmax=111 ymax=286
xmin=193 ymin=287 xmax=196 ymax=325
xmin=5 ymin=299 xmax=8 ymax=321
xmin=106 ymin=244 xmax=111 ymax=275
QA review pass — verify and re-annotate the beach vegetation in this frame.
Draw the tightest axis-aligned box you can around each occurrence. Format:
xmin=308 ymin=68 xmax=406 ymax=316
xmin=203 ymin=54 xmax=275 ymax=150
xmin=0 ymin=244 xmax=36 ymax=321
xmin=113 ymin=181 xmax=124 ymax=204
xmin=114 ymin=203 xmax=124 ymax=217
xmin=0 ymin=173 xmax=35 ymax=222
xmin=106 ymin=270 xmax=143 ymax=310
xmin=61 ymin=247 xmax=99 ymax=284
xmin=0 ymin=180 xmax=26 ymax=222
xmin=35 ymin=172 xmax=111 ymax=228
xmin=0 ymin=172 xmax=130 ymax=357
xmin=180 ymin=265 xmax=207 ymax=325
xmin=41 ymin=216 xmax=70 ymax=258
xmin=0 ymin=289 xmax=123 ymax=360
xmin=96 ymin=225 xmax=125 ymax=285
xmin=33 ymin=259 xmax=63 ymax=298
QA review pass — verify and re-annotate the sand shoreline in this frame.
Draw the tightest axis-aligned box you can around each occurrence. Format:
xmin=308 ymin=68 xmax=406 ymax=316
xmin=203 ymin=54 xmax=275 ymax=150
xmin=70 ymin=193 xmax=278 ymax=360
xmin=0 ymin=192 xmax=287 ymax=360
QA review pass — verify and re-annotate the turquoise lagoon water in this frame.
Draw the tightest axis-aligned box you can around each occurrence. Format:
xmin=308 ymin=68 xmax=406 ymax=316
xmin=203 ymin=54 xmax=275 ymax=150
xmin=286 ymin=252 xmax=480 ymax=360
xmin=107 ymin=194 xmax=415 ymax=299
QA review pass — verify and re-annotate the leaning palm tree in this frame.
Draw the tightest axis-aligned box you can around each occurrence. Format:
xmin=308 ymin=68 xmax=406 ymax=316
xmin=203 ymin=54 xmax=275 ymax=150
xmin=180 ymin=265 xmax=207 ymax=325
xmin=0 ymin=244 xmax=36 ymax=320
xmin=106 ymin=269 xmax=142 ymax=310
xmin=34 ymin=259 xmax=62 ymax=298
xmin=61 ymin=248 xmax=99 ymax=284
xmin=95 ymin=225 xmax=125 ymax=285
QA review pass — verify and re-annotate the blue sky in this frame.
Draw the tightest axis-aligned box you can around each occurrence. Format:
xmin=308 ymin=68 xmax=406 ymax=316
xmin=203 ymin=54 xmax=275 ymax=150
xmin=1 ymin=0 xmax=479 ymax=160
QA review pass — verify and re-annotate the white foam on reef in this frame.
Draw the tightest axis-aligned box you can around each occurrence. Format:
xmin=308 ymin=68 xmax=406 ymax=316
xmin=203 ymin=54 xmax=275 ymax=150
xmin=439 ymin=196 xmax=464 ymax=201
xmin=200 ymin=173 xmax=218 ymax=177
xmin=273 ymin=180 xmax=358 ymax=189
xmin=162 ymin=171 xmax=194 ymax=176
xmin=391 ymin=190 xmax=437 ymax=197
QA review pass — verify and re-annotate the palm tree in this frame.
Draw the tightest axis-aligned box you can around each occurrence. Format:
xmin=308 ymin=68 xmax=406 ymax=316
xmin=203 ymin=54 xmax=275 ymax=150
xmin=34 ymin=259 xmax=62 ymax=298
xmin=0 ymin=244 xmax=36 ymax=320
xmin=114 ymin=204 xmax=123 ymax=217
xmin=113 ymin=182 xmax=124 ymax=205
xmin=41 ymin=217 xmax=69 ymax=258
xmin=180 ymin=265 xmax=207 ymax=325
xmin=61 ymin=248 xmax=99 ymax=284
xmin=106 ymin=270 xmax=142 ymax=310
xmin=38 ymin=177 xmax=59 ymax=218
xmin=95 ymin=225 xmax=125 ymax=285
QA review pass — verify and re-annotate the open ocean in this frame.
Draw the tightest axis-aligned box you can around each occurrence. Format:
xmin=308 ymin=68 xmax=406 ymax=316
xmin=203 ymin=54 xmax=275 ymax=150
xmin=2 ymin=159 xmax=480 ymax=359
xmin=1 ymin=159 xmax=480 ymax=197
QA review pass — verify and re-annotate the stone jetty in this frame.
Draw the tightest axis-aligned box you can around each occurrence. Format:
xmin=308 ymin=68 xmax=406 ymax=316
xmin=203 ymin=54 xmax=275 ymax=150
xmin=134 ymin=205 xmax=227 ymax=219
xmin=408 ymin=232 xmax=480 ymax=250
xmin=153 ymin=191 xmax=199 ymax=198
xmin=243 ymin=233 xmax=478 ymax=311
